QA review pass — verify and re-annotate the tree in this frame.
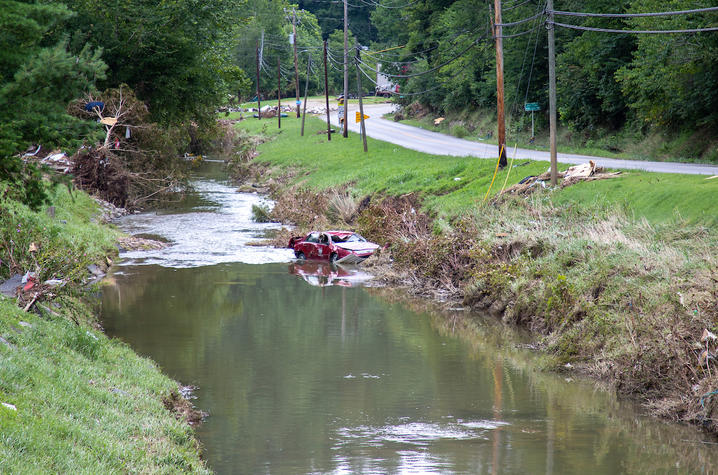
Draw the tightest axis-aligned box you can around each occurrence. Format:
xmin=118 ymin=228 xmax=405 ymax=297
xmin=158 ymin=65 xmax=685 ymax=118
xmin=616 ymin=0 xmax=718 ymax=131
xmin=0 ymin=0 xmax=107 ymax=209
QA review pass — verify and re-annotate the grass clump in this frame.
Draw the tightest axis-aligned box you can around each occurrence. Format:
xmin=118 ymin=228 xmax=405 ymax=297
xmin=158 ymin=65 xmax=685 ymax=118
xmin=0 ymin=184 xmax=117 ymax=286
xmin=251 ymin=203 xmax=272 ymax=223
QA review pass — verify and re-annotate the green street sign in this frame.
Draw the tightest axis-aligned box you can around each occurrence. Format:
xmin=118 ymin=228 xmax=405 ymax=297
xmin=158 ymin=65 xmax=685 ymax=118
xmin=524 ymin=102 xmax=541 ymax=112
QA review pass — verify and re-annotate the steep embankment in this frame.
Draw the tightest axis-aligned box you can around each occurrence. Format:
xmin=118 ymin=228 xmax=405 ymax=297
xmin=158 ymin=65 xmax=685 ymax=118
xmin=233 ymin=113 xmax=718 ymax=432
xmin=0 ymin=185 xmax=208 ymax=473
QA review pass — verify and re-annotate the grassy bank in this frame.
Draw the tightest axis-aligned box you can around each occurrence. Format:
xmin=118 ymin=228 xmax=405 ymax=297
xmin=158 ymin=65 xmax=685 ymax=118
xmin=234 ymin=114 xmax=718 ymax=431
xmin=0 ymin=185 xmax=208 ymax=472
xmin=390 ymin=106 xmax=718 ymax=164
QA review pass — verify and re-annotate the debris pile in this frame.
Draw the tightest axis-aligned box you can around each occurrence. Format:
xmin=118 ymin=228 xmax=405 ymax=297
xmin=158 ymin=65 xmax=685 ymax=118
xmin=501 ymin=160 xmax=621 ymax=196
xmin=72 ymin=147 xmax=130 ymax=208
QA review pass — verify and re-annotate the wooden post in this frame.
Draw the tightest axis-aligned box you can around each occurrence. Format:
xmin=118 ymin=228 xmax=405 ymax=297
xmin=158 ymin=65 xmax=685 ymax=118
xmin=494 ymin=0 xmax=507 ymax=167
xmin=355 ymin=46 xmax=368 ymax=152
xmin=343 ymin=0 xmax=349 ymax=138
xmin=547 ymin=0 xmax=558 ymax=185
xmin=324 ymin=40 xmax=332 ymax=140
xmin=301 ymin=54 xmax=310 ymax=136
xmin=256 ymin=40 xmax=261 ymax=120
xmin=277 ymin=57 xmax=281 ymax=129
xmin=292 ymin=8 xmax=301 ymax=118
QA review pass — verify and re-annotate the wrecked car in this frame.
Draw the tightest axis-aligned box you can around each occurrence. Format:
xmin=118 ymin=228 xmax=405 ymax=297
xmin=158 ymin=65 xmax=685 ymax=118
xmin=288 ymin=231 xmax=379 ymax=264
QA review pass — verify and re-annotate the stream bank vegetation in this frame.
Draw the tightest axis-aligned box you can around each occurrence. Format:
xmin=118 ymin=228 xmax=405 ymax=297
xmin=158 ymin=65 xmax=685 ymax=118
xmin=233 ymin=114 xmax=718 ymax=433
xmin=0 ymin=183 xmax=209 ymax=472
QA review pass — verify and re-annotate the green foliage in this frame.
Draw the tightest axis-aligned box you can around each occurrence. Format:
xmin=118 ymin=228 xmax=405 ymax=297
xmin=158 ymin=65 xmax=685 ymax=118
xmin=0 ymin=2 xmax=107 ymax=208
xmin=62 ymin=0 xmax=247 ymax=123
xmin=616 ymin=0 xmax=718 ymax=130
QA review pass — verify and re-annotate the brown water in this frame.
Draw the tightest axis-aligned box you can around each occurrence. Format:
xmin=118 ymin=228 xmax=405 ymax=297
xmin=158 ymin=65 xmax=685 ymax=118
xmin=101 ymin=162 xmax=718 ymax=474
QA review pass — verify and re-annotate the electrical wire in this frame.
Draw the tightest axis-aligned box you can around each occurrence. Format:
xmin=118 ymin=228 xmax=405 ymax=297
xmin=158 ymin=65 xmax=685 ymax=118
xmin=504 ymin=0 xmax=534 ymax=12
xmin=357 ymin=35 xmax=486 ymax=79
xmin=497 ymin=11 xmax=544 ymax=28
xmin=550 ymin=6 xmax=718 ymax=18
xmin=499 ymin=25 xmax=542 ymax=38
xmin=548 ymin=20 xmax=718 ymax=34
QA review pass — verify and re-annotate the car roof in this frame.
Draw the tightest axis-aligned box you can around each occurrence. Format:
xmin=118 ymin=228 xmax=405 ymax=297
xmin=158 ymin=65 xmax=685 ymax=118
xmin=311 ymin=230 xmax=354 ymax=237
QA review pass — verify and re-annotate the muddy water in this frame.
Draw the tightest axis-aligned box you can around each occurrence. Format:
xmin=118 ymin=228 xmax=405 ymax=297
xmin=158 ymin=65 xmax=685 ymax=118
xmin=101 ymin=162 xmax=718 ymax=474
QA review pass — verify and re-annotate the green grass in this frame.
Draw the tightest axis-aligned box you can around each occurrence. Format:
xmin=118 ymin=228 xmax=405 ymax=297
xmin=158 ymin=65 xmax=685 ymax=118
xmin=0 ymin=299 xmax=208 ymax=473
xmin=236 ymin=114 xmax=718 ymax=227
xmin=0 ymin=183 xmax=119 ymax=284
xmin=0 ymin=183 xmax=208 ymax=473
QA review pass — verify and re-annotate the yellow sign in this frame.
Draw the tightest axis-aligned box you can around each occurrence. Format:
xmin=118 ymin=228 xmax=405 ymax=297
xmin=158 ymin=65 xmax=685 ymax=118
xmin=355 ymin=112 xmax=370 ymax=123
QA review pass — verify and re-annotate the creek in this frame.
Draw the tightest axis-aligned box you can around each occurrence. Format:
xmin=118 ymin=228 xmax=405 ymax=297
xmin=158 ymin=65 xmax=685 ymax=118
xmin=101 ymin=161 xmax=718 ymax=474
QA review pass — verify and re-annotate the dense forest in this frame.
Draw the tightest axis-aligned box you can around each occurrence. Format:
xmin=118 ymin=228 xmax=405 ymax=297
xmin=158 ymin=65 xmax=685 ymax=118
xmin=2 ymin=0 xmax=717 ymax=207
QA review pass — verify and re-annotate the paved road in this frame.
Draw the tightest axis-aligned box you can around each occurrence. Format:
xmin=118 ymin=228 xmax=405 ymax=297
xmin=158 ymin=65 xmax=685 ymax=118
xmin=330 ymin=103 xmax=718 ymax=175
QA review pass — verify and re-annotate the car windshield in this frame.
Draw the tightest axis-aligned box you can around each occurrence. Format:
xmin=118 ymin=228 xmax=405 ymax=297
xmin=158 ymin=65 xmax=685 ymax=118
xmin=332 ymin=233 xmax=366 ymax=243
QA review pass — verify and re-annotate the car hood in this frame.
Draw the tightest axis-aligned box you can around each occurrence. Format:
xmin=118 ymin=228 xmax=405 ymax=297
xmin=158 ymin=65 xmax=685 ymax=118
xmin=335 ymin=242 xmax=380 ymax=253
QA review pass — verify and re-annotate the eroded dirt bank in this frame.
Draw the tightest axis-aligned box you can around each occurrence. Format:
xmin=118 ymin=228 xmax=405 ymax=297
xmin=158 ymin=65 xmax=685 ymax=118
xmin=239 ymin=161 xmax=718 ymax=435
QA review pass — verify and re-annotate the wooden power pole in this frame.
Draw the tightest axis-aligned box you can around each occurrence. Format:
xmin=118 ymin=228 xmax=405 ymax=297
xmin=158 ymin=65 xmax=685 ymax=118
xmin=256 ymin=40 xmax=261 ymax=120
xmin=277 ymin=57 xmax=281 ymax=129
xmin=343 ymin=0 xmax=349 ymax=138
xmin=494 ymin=0 xmax=507 ymax=167
xmin=301 ymin=54 xmax=310 ymax=136
xmin=355 ymin=45 xmax=368 ymax=152
xmin=547 ymin=0 xmax=558 ymax=185
xmin=292 ymin=8 xmax=301 ymax=118
xmin=323 ymin=40 xmax=332 ymax=140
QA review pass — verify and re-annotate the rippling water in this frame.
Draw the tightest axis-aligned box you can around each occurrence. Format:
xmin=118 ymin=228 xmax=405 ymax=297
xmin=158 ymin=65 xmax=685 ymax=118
xmin=116 ymin=162 xmax=294 ymax=267
xmin=101 ymin=161 xmax=718 ymax=474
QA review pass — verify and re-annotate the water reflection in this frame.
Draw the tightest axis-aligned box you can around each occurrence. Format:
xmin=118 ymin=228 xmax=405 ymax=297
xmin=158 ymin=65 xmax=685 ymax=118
xmin=102 ymin=263 xmax=718 ymax=474
xmin=288 ymin=261 xmax=373 ymax=288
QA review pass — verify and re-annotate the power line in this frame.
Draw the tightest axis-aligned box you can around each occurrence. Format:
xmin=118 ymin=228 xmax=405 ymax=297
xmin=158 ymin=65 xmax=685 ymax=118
xmin=548 ymin=20 xmax=718 ymax=34
xmin=357 ymin=34 xmax=488 ymax=79
xmin=497 ymin=10 xmax=544 ymax=27
xmin=550 ymin=6 xmax=718 ymax=19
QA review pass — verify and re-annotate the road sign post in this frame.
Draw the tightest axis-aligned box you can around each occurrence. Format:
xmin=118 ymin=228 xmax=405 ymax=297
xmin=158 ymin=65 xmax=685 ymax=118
xmin=524 ymin=102 xmax=541 ymax=139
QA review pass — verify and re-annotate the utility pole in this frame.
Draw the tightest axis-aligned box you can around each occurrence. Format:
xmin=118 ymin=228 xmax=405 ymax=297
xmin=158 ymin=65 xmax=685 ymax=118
xmin=301 ymin=54 xmax=310 ymax=136
xmin=323 ymin=40 xmax=332 ymax=140
xmin=494 ymin=0 xmax=507 ymax=167
xmin=292 ymin=8 xmax=301 ymax=118
xmin=547 ymin=0 xmax=558 ymax=185
xmin=343 ymin=0 xmax=349 ymax=138
xmin=277 ymin=57 xmax=281 ymax=129
xmin=256 ymin=40 xmax=261 ymax=119
xmin=355 ymin=45 xmax=368 ymax=152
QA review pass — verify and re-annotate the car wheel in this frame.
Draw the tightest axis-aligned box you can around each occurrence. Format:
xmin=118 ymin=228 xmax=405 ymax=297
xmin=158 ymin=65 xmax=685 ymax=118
xmin=295 ymin=251 xmax=305 ymax=260
xmin=329 ymin=252 xmax=338 ymax=263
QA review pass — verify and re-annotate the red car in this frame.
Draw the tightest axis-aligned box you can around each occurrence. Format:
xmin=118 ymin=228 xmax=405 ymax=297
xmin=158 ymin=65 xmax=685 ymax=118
xmin=288 ymin=231 xmax=379 ymax=264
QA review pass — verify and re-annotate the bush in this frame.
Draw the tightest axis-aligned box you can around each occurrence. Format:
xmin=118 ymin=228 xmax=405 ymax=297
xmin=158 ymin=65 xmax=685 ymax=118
xmin=451 ymin=124 xmax=469 ymax=138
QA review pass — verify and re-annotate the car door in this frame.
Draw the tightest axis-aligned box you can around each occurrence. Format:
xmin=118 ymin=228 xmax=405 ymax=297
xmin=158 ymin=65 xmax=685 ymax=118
xmin=299 ymin=232 xmax=320 ymax=259
xmin=315 ymin=233 xmax=331 ymax=260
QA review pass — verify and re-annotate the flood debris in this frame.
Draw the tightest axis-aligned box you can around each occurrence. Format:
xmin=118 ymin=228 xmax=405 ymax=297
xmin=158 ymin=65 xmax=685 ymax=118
xmin=163 ymin=389 xmax=207 ymax=426
xmin=501 ymin=160 xmax=622 ymax=196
